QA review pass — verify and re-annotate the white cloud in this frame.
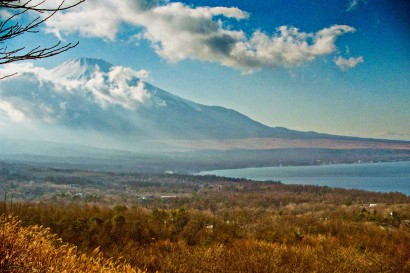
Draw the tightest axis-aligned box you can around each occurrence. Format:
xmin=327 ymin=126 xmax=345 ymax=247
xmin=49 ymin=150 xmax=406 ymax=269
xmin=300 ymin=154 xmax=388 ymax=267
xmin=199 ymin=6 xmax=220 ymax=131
xmin=0 ymin=62 xmax=46 ymax=78
xmin=0 ymin=101 xmax=26 ymax=122
xmin=43 ymin=0 xmax=357 ymax=73
xmin=86 ymin=66 xmax=151 ymax=109
xmin=134 ymin=69 xmax=150 ymax=79
xmin=346 ymin=0 xmax=367 ymax=11
xmin=225 ymin=25 xmax=355 ymax=73
xmin=0 ymin=61 xmax=152 ymax=126
xmin=334 ymin=56 xmax=364 ymax=71
xmin=43 ymin=0 xmax=128 ymax=40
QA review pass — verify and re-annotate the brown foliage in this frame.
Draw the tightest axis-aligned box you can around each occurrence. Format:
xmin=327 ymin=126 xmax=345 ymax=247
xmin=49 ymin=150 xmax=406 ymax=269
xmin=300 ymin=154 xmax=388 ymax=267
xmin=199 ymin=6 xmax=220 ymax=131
xmin=2 ymin=201 xmax=410 ymax=273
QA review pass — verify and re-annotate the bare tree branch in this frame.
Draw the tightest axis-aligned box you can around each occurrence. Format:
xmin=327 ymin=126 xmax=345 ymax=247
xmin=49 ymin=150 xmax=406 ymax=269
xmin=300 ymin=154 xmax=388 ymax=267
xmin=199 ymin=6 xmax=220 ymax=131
xmin=0 ymin=71 xmax=17 ymax=80
xmin=1 ymin=0 xmax=84 ymax=12
xmin=0 ymin=0 xmax=84 ymax=78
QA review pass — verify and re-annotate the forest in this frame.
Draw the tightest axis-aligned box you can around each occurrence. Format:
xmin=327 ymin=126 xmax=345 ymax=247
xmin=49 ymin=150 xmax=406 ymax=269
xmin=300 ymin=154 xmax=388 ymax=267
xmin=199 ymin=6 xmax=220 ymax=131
xmin=1 ymin=162 xmax=410 ymax=272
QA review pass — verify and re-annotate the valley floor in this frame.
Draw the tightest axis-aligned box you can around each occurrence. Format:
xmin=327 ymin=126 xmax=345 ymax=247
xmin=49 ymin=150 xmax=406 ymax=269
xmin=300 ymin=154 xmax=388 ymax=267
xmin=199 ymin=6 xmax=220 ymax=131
xmin=1 ymin=162 xmax=410 ymax=272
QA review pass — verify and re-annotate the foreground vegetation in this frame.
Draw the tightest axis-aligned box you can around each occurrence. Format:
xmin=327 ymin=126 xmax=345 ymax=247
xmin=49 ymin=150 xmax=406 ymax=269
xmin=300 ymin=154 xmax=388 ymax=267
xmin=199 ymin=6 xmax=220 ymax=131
xmin=1 ymin=162 xmax=410 ymax=272
xmin=0 ymin=216 xmax=145 ymax=273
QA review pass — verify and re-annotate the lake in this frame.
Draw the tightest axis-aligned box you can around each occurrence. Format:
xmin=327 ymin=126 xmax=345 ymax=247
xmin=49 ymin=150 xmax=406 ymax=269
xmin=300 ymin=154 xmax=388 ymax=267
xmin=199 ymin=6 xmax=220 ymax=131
xmin=199 ymin=161 xmax=410 ymax=195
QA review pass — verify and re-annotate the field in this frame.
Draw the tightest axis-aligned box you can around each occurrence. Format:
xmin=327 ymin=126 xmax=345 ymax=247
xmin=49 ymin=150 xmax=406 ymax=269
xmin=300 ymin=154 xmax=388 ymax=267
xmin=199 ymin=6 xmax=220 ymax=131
xmin=1 ymin=162 xmax=410 ymax=272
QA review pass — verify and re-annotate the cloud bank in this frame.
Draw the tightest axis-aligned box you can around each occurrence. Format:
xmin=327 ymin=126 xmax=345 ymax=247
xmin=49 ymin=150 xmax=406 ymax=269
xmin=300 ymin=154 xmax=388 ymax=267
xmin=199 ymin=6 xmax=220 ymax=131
xmin=0 ymin=60 xmax=151 ymax=128
xmin=43 ymin=0 xmax=358 ymax=73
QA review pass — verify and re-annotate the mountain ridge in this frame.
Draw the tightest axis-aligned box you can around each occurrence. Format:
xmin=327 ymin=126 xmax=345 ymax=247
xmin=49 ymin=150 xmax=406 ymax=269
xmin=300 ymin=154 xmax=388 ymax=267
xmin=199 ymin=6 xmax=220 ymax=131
xmin=45 ymin=58 xmax=390 ymax=141
xmin=1 ymin=58 xmax=409 ymax=144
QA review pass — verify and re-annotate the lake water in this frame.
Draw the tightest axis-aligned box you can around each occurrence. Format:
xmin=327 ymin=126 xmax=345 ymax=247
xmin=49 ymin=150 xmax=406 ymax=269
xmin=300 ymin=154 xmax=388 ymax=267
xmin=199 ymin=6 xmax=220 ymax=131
xmin=199 ymin=161 xmax=410 ymax=195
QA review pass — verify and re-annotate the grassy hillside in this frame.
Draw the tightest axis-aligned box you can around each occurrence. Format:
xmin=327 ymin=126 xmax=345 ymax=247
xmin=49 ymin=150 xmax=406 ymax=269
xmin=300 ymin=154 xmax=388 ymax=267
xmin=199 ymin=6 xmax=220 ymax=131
xmin=0 ymin=216 xmax=145 ymax=273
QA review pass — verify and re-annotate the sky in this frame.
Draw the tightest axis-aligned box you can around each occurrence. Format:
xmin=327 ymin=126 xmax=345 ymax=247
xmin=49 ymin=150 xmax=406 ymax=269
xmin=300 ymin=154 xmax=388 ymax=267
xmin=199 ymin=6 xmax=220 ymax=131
xmin=2 ymin=0 xmax=410 ymax=140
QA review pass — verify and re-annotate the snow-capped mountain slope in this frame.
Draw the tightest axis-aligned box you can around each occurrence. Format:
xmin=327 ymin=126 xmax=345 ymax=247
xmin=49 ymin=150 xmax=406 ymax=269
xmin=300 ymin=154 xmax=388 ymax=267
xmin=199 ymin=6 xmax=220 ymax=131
xmin=50 ymin=58 xmax=113 ymax=80
xmin=0 ymin=58 xmax=345 ymax=140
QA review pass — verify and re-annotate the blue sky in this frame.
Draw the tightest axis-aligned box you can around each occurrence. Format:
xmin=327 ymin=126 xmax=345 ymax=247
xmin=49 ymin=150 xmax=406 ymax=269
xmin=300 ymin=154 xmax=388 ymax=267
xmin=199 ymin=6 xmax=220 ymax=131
xmin=3 ymin=0 xmax=410 ymax=140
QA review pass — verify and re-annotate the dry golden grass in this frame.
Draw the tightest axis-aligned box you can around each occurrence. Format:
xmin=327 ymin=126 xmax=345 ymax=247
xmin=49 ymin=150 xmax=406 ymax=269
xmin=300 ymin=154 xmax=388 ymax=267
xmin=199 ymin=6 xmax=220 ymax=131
xmin=0 ymin=215 xmax=145 ymax=273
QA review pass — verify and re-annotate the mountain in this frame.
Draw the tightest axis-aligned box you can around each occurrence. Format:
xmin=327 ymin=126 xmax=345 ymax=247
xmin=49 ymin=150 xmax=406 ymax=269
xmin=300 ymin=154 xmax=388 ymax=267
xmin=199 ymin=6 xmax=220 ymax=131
xmin=1 ymin=58 xmax=409 ymax=148
xmin=0 ymin=58 xmax=328 ymax=140
xmin=1 ymin=58 xmax=409 ymax=171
